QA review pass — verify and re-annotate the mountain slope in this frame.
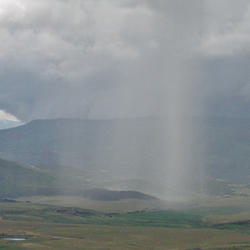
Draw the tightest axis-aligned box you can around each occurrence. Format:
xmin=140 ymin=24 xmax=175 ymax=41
xmin=0 ymin=117 xmax=249 ymax=188
xmin=0 ymin=158 xmax=55 ymax=197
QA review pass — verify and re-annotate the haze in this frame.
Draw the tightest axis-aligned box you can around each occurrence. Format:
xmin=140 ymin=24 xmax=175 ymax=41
xmin=0 ymin=0 xmax=249 ymax=199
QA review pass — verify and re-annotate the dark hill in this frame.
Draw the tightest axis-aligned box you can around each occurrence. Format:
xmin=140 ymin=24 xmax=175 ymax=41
xmin=82 ymin=188 xmax=157 ymax=201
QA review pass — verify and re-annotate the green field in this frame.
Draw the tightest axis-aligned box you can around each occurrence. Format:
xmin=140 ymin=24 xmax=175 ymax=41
xmin=0 ymin=188 xmax=249 ymax=250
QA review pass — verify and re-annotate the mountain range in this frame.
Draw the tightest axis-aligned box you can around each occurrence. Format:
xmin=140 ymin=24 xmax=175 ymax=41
xmin=0 ymin=117 xmax=249 ymax=197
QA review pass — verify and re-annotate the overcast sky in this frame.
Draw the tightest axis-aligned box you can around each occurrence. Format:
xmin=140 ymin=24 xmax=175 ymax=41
xmin=0 ymin=0 xmax=249 ymax=121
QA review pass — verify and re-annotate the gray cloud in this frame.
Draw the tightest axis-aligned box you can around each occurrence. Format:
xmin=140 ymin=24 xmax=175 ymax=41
xmin=0 ymin=0 xmax=249 ymax=121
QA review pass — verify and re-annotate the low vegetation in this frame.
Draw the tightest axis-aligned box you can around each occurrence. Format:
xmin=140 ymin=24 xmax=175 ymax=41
xmin=0 ymin=187 xmax=249 ymax=249
xmin=0 ymin=158 xmax=55 ymax=197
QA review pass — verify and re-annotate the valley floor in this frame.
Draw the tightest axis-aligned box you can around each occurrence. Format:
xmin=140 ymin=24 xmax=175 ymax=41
xmin=0 ymin=189 xmax=250 ymax=250
xmin=0 ymin=220 xmax=250 ymax=250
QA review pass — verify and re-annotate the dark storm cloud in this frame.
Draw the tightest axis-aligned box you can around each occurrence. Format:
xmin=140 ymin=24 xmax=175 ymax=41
xmin=0 ymin=0 xmax=249 ymax=121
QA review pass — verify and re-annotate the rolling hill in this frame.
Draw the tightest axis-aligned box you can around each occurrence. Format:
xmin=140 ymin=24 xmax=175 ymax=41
xmin=0 ymin=158 xmax=55 ymax=197
xmin=0 ymin=158 xmax=159 ymax=199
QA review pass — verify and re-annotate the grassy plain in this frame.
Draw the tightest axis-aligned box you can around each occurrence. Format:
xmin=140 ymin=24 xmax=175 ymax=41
xmin=0 ymin=220 xmax=250 ymax=249
xmin=0 ymin=185 xmax=248 ymax=249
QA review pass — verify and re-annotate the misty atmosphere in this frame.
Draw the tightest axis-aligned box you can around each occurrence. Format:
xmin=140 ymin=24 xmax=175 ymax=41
xmin=0 ymin=0 xmax=249 ymax=249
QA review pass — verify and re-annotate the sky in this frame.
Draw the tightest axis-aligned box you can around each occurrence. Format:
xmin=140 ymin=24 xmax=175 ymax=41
xmin=0 ymin=0 xmax=249 ymax=122
xmin=0 ymin=109 xmax=19 ymax=121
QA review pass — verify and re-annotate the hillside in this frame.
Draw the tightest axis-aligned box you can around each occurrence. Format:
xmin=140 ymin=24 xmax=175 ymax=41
xmin=0 ymin=117 xmax=249 ymax=195
xmin=203 ymin=117 xmax=250 ymax=183
xmin=0 ymin=158 xmax=55 ymax=197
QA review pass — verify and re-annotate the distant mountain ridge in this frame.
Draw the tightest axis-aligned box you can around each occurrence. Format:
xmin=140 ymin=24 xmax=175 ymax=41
xmin=0 ymin=117 xmax=249 ymax=190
